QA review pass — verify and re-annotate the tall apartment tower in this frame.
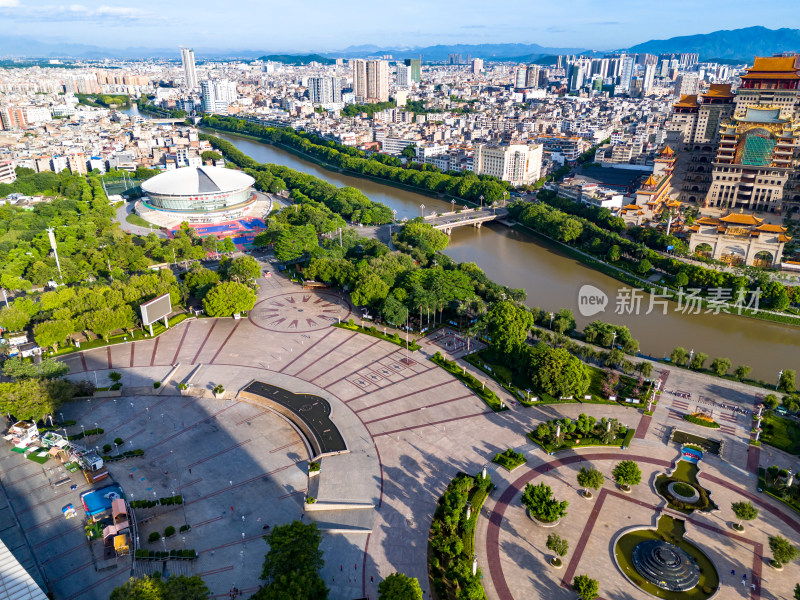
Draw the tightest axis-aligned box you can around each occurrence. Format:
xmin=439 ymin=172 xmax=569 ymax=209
xmin=525 ymin=64 xmax=541 ymax=88
xmin=404 ymin=58 xmax=421 ymax=83
xmin=308 ymin=77 xmax=342 ymax=104
xmin=673 ymin=73 xmax=699 ymax=97
xmin=180 ymin=47 xmax=198 ymax=89
xmin=396 ymin=64 xmax=411 ymax=87
xmin=618 ymin=56 xmax=635 ymax=91
xmin=471 ymin=59 xmax=484 ymax=75
xmin=352 ymin=60 xmax=388 ymax=102
xmin=642 ymin=64 xmax=656 ymax=95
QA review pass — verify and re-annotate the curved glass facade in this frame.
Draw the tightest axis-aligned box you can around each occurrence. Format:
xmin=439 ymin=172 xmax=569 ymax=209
xmin=145 ymin=187 xmax=251 ymax=212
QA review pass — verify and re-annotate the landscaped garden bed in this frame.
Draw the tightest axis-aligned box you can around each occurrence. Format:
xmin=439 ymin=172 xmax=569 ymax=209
xmin=528 ymin=414 xmax=633 ymax=453
xmin=758 ymin=466 xmax=800 ymax=515
xmin=492 ymin=448 xmax=527 ymax=471
xmin=760 ymin=413 xmax=800 ymax=455
xmin=683 ymin=412 xmax=720 ymax=428
xmin=428 ymin=472 xmax=492 ymax=599
xmin=431 ymin=352 xmax=505 ymax=411
xmin=655 ymin=461 xmax=717 ymax=513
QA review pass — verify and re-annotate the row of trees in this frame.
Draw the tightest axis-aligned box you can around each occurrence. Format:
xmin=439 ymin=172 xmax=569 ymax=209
xmin=509 ymin=197 xmax=796 ymax=311
xmin=669 ymin=346 xmax=796 ymax=391
xmin=200 ymin=115 xmax=511 ymax=205
xmin=0 ymin=270 xmax=181 ymax=349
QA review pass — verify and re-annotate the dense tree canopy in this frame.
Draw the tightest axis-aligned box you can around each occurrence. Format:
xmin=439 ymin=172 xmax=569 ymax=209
xmin=109 ymin=574 xmax=209 ymax=600
xmin=528 ymin=342 xmax=590 ymax=398
xmin=253 ymin=521 xmax=328 ymax=600
xmin=377 ymin=573 xmax=424 ymax=600
xmin=202 ymin=281 xmax=256 ymax=317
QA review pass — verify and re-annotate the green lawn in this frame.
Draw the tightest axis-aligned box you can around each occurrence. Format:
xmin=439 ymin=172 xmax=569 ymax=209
xmin=126 ymin=213 xmax=155 ymax=228
xmin=761 ymin=414 xmax=800 ymax=455
xmin=614 ymin=515 xmax=719 ymax=599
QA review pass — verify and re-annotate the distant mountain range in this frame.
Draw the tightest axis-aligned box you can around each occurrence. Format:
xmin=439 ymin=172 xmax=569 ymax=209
xmin=258 ymin=54 xmax=335 ymax=66
xmin=0 ymin=27 xmax=798 ymax=62
xmin=626 ymin=26 xmax=800 ymax=61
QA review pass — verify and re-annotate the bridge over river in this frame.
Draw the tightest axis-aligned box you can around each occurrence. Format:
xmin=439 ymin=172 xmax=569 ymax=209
xmin=423 ymin=207 xmax=510 ymax=234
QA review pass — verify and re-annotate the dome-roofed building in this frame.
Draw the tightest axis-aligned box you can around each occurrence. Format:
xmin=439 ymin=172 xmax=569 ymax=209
xmin=135 ymin=166 xmax=268 ymax=227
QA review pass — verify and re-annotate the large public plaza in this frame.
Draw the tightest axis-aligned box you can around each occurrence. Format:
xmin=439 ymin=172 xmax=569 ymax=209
xmin=1 ymin=264 xmax=799 ymax=600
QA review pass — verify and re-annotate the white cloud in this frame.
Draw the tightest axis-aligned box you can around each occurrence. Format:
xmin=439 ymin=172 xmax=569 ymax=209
xmin=0 ymin=0 xmax=20 ymax=7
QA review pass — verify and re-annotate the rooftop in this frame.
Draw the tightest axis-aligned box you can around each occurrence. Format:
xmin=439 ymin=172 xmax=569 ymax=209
xmin=141 ymin=165 xmax=254 ymax=196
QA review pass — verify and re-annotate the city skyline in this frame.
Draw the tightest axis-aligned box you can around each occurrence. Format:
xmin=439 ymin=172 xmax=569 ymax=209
xmin=0 ymin=0 xmax=798 ymax=53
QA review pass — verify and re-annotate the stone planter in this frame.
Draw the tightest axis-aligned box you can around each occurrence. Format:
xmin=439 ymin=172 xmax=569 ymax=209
xmin=582 ymin=490 xmax=593 ymax=500
xmin=731 ymin=523 xmax=744 ymax=532
xmin=770 ymin=561 xmax=783 ymax=571
xmin=667 ymin=482 xmax=699 ymax=504
xmin=213 ymin=392 xmax=225 ymax=400
xmin=549 ymin=557 xmax=563 ymax=569
xmin=180 ymin=388 xmax=192 ymax=396
xmin=526 ymin=509 xmax=560 ymax=528
xmin=618 ymin=484 xmax=632 ymax=494
xmin=308 ymin=469 xmax=320 ymax=478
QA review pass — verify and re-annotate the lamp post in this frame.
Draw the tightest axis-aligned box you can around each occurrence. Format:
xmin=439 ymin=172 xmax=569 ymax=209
xmin=778 ymin=370 xmax=784 ymax=390
xmin=451 ymin=199 xmax=456 ymax=212
xmin=549 ymin=312 xmax=554 ymax=330
xmin=419 ymin=204 xmax=425 ymax=219
xmin=479 ymin=195 xmax=484 ymax=209
xmin=611 ymin=331 xmax=617 ymax=349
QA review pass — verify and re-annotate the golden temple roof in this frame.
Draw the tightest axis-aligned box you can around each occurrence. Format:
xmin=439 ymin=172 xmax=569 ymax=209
xmin=748 ymin=56 xmax=800 ymax=73
xmin=660 ymin=145 xmax=675 ymax=156
xmin=741 ymin=56 xmax=800 ymax=80
xmin=642 ymin=175 xmax=659 ymax=187
xmin=754 ymin=223 xmax=788 ymax=233
xmin=673 ymin=94 xmax=698 ymax=108
xmin=695 ymin=216 xmax=720 ymax=225
xmin=703 ymin=84 xmax=734 ymax=98
xmin=719 ymin=213 xmax=763 ymax=225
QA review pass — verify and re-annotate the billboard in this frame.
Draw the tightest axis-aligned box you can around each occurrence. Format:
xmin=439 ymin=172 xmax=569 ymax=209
xmin=140 ymin=293 xmax=172 ymax=326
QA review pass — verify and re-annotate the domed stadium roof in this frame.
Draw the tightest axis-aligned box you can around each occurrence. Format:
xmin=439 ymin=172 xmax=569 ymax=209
xmin=141 ymin=166 xmax=254 ymax=196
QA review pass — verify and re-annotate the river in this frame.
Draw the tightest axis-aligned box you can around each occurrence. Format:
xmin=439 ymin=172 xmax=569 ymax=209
xmin=123 ymin=105 xmax=799 ymax=380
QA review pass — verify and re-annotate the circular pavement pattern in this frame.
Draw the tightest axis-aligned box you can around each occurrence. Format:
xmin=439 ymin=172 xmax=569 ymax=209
xmin=249 ymin=291 xmax=352 ymax=333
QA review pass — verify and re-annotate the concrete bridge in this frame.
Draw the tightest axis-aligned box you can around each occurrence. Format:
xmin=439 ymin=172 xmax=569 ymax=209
xmin=423 ymin=207 xmax=508 ymax=235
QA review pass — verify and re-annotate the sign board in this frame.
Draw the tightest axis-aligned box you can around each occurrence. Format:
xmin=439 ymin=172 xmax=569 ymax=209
xmin=140 ymin=293 xmax=172 ymax=326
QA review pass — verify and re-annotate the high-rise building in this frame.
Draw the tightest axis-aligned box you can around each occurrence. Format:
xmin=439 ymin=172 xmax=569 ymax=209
xmin=673 ymin=73 xmax=699 ymax=97
xmin=473 ymin=143 xmax=543 ymax=185
xmin=514 ymin=67 xmax=527 ymax=89
xmin=180 ymin=47 xmax=198 ymax=89
xmin=471 ymin=59 xmax=484 ymax=75
xmin=308 ymin=77 xmax=342 ymax=104
xmin=368 ymin=60 xmax=389 ymax=102
xmin=591 ymin=58 xmax=609 ymax=80
xmin=353 ymin=59 xmax=389 ymax=102
xmin=569 ymin=65 xmax=585 ymax=91
xmin=618 ymin=56 xmax=635 ymax=91
xmin=201 ymin=79 xmax=237 ymax=114
xmin=396 ymin=64 xmax=411 ymax=87
xmin=642 ymin=64 xmax=656 ymax=95
xmin=352 ymin=59 xmax=368 ymax=100
xmin=404 ymin=58 xmax=421 ymax=83
xmin=525 ymin=64 xmax=541 ymax=88
xmin=448 ymin=54 xmax=462 ymax=65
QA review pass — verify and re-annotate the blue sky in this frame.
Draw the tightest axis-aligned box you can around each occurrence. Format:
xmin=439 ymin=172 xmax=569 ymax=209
xmin=1 ymin=0 xmax=797 ymax=51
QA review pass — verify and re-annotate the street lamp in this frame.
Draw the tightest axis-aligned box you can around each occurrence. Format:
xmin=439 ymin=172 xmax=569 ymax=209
xmin=549 ymin=312 xmax=554 ymax=330
xmin=778 ymin=370 xmax=784 ymax=390
xmin=419 ymin=204 xmax=425 ymax=219
xmin=480 ymin=195 xmax=484 ymax=209
xmin=451 ymin=199 xmax=456 ymax=212
xmin=611 ymin=331 xmax=617 ymax=349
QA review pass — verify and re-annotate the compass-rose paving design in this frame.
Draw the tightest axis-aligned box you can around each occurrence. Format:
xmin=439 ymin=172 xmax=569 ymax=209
xmin=249 ymin=291 xmax=352 ymax=333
